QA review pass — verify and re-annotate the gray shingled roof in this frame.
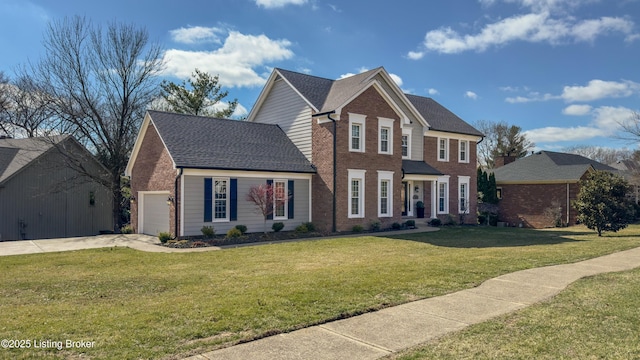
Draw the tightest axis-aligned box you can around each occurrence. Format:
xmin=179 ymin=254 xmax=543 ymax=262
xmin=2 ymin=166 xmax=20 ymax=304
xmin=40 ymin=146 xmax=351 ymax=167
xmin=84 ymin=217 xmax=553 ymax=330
xmin=492 ymin=151 xmax=618 ymax=183
xmin=148 ymin=111 xmax=316 ymax=173
xmin=402 ymin=160 xmax=443 ymax=176
xmin=276 ymin=68 xmax=482 ymax=137
xmin=405 ymin=94 xmax=483 ymax=136
xmin=0 ymin=136 xmax=66 ymax=184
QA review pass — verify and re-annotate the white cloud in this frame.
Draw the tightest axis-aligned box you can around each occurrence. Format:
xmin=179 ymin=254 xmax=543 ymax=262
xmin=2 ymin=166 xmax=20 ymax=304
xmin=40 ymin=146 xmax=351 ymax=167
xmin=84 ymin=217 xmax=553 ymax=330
xmin=410 ymin=1 xmax=636 ymax=56
xmin=255 ymin=0 xmax=307 ymax=8
xmin=562 ymin=104 xmax=592 ymax=115
xmin=389 ymin=73 xmax=403 ymax=87
xmin=465 ymin=91 xmax=479 ymax=99
xmin=525 ymin=105 xmax=636 ymax=143
xmin=428 ymin=88 xmax=440 ymax=95
xmin=169 ymin=26 xmax=224 ymax=44
xmin=561 ymin=79 xmax=640 ymax=102
xmin=163 ymin=31 xmax=294 ymax=88
xmin=506 ymin=92 xmax=558 ymax=103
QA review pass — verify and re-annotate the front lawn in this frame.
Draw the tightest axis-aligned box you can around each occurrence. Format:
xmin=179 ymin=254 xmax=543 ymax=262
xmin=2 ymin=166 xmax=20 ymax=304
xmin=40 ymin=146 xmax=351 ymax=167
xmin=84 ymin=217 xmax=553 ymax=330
xmin=1 ymin=225 xmax=640 ymax=359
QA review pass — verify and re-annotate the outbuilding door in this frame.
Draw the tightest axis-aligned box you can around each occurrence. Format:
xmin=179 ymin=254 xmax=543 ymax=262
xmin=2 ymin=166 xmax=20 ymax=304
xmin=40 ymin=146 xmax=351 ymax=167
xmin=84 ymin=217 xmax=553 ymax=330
xmin=141 ymin=193 xmax=170 ymax=236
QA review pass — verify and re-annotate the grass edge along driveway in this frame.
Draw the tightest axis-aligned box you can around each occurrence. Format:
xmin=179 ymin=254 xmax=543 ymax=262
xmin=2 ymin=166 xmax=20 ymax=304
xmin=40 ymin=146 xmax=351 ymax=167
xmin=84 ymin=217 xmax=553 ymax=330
xmin=1 ymin=225 xmax=640 ymax=359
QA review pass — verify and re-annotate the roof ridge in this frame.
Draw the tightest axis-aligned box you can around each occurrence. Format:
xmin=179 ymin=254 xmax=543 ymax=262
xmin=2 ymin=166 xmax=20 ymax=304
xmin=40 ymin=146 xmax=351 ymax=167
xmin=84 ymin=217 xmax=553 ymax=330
xmin=148 ymin=110 xmax=281 ymax=128
xmin=275 ymin=68 xmax=336 ymax=83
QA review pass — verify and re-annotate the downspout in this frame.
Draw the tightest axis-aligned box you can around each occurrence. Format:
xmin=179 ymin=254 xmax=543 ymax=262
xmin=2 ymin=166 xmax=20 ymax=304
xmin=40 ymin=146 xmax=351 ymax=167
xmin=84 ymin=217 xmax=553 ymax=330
xmin=566 ymin=182 xmax=570 ymax=226
xmin=312 ymin=111 xmax=337 ymax=233
xmin=174 ymin=167 xmax=183 ymax=239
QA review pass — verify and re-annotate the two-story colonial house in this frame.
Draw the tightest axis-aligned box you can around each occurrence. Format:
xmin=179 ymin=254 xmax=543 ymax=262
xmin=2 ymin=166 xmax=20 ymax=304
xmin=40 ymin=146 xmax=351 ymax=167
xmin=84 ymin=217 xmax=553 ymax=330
xmin=126 ymin=67 xmax=482 ymax=236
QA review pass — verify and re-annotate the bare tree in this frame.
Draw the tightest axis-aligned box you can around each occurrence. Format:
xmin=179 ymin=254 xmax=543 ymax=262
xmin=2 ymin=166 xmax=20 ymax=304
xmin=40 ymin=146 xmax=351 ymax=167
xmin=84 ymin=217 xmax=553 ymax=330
xmin=617 ymin=111 xmax=640 ymax=142
xmin=562 ymin=145 xmax=631 ymax=165
xmin=475 ymin=120 xmax=535 ymax=169
xmin=26 ymin=16 xmax=164 ymax=231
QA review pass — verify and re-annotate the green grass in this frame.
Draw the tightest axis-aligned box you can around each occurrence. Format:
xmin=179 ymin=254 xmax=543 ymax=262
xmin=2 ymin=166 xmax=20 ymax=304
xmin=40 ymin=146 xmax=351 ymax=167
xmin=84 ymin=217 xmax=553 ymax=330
xmin=390 ymin=267 xmax=640 ymax=360
xmin=1 ymin=225 xmax=640 ymax=359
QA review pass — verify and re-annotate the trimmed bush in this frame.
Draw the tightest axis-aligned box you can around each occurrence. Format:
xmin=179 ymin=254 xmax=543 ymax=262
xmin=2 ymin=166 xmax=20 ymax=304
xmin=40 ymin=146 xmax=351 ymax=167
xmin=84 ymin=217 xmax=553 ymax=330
xmin=295 ymin=224 xmax=309 ymax=233
xmin=391 ymin=222 xmax=402 ymax=230
xmin=352 ymin=225 xmax=364 ymax=233
xmin=201 ymin=225 xmax=215 ymax=238
xmin=370 ymin=220 xmax=381 ymax=232
xmin=302 ymin=222 xmax=316 ymax=232
xmin=158 ymin=232 xmax=172 ymax=243
xmin=234 ymin=224 xmax=248 ymax=234
xmin=444 ymin=214 xmax=456 ymax=226
xmin=120 ymin=224 xmax=133 ymax=234
xmin=429 ymin=218 xmax=442 ymax=227
xmin=226 ymin=228 xmax=242 ymax=238
xmin=404 ymin=220 xmax=416 ymax=228
xmin=272 ymin=222 xmax=285 ymax=232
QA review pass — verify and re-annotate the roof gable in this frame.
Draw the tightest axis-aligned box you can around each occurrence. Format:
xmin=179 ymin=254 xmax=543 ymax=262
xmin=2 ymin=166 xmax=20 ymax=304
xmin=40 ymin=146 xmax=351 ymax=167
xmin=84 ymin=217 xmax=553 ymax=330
xmin=137 ymin=111 xmax=315 ymax=173
xmin=0 ymin=136 xmax=66 ymax=184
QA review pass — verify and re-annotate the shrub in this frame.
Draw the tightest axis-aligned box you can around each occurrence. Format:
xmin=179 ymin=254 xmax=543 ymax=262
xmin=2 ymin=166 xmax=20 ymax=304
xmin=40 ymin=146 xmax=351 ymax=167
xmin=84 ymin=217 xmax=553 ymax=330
xmin=477 ymin=214 xmax=487 ymax=225
xmin=272 ymin=222 xmax=285 ymax=232
xmin=302 ymin=222 xmax=316 ymax=232
xmin=416 ymin=201 xmax=425 ymax=209
xmin=158 ymin=232 xmax=172 ymax=243
xmin=201 ymin=225 xmax=215 ymax=238
xmin=352 ymin=225 xmax=364 ymax=233
xmin=542 ymin=201 xmax=563 ymax=228
xmin=369 ymin=220 xmax=381 ymax=232
xmin=226 ymin=228 xmax=242 ymax=238
xmin=444 ymin=214 xmax=456 ymax=226
xmin=429 ymin=218 xmax=442 ymax=227
xmin=295 ymin=224 xmax=308 ymax=233
xmin=391 ymin=222 xmax=402 ymax=230
xmin=404 ymin=220 xmax=416 ymax=228
xmin=120 ymin=224 xmax=133 ymax=234
xmin=234 ymin=224 xmax=248 ymax=234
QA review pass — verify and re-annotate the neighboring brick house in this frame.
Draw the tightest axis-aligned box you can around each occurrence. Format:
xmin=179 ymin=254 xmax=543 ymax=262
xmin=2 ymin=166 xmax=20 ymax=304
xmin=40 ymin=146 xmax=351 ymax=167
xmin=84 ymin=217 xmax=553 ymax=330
xmin=492 ymin=151 xmax=618 ymax=228
xmin=248 ymin=67 xmax=483 ymax=232
xmin=127 ymin=67 xmax=483 ymax=236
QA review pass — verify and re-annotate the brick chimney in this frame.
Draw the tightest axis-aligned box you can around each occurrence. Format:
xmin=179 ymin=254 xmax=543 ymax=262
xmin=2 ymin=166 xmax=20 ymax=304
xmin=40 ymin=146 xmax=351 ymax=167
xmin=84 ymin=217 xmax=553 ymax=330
xmin=494 ymin=155 xmax=516 ymax=168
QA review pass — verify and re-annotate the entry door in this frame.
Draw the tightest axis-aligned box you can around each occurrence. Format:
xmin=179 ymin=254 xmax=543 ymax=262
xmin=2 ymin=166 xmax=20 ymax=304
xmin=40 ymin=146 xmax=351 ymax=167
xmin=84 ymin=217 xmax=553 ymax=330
xmin=402 ymin=181 xmax=408 ymax=216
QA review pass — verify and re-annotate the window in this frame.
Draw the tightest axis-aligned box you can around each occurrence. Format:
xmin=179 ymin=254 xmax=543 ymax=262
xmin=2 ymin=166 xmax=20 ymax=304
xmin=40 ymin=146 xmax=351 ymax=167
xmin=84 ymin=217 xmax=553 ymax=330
xmin=401 ymin=128 xmax=412 ymax=159
xmin=459 ymin=140 xmax=469 ymax=163
xmin=274 ymin=180 xmax=287 ymax=220
xmin=348 ymin=169 xmax=366 ymax=218
xmin=438 ymin=138 xmax=449 ymax=161
xmin=349 ymin=113 xmax=366 ymax=152
xmin=378 ymin=117 xmax=394 ymax=155
xmin=378 ymin=171 xmax=394 ymax=217
xmin=214 ymin=178 xmax=229 ymax=221
xmin=437 ymin=176 xmax=449 ymax=214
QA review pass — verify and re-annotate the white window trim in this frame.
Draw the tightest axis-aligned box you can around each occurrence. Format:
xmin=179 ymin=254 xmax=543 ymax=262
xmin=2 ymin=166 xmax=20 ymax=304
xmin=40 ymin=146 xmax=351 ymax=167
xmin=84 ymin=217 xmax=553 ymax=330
xmin=458 ymin=140 xmax=469 ymax=163
xmin=348 ymin=169 xmax=366 ymax=218
xmin=377 ymin=171 xmax=394 ymax=217
xmin=401 ymin=128 xmax=412 ymax=159
xmin=438 ymin=137 xmax=449 ymax=162
xmin=213 ymin=177 xmax=230 ymax=222
xmin=273 ymin=179 xmax=288 ymax=220
xmin=437 ymin=176 xmax=450 ymax=214
xmin=378 ymin=117 xmax=394 ymax=155
xmin=458 ymin=176 xmax=470 ymax=214
xmin=349 ymin=113 xmax=366 ymax=153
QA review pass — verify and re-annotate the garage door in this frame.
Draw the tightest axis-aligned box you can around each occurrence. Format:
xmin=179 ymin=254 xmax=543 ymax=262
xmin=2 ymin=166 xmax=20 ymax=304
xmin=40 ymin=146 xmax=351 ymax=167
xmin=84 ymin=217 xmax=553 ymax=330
xmin=142 ymin=193 xmax=170 ymax=236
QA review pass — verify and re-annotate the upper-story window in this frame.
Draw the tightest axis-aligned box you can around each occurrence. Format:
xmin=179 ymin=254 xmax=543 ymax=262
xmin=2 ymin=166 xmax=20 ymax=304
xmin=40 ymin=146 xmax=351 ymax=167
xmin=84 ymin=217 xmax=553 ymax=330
xmin=378 ymin=117 xmax=394 ymax=155
xmin=349 ymin=113 xmax=366 ymax=153
xmin=438 ymin=138 xmax=449 ymax=162
xmin=401 ymin=128 xmax=412 ymax=159
xmin=459 ymin=140 xmax=469 ymax=163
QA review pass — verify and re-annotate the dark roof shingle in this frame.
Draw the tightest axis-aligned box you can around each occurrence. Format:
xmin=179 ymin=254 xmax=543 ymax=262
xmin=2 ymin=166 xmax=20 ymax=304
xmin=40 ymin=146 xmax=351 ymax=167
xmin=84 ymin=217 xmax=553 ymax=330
xmin=405 ymin=94 xmax=483 ymax=136
xmin=148 ymin=111 xmax=316 ymax=173
xmin=402 ymin=160 xmax=443 ymax=176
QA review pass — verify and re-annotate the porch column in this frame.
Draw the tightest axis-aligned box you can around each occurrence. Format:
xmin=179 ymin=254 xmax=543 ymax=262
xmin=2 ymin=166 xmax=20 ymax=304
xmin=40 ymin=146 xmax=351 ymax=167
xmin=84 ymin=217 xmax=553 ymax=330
xmin=431 ymin=180 xmax=437 ymax=218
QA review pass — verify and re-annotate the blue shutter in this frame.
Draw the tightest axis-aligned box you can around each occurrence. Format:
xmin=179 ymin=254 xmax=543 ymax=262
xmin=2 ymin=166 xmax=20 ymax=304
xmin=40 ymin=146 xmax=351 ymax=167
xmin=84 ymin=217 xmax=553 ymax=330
xmin=266 ymin=179 xmax=273 ymax=220
xmin=288 ymin=180 xmax=294 ymax=219
xmin=204 ymin=178 xmax=212 ymax=222
xmin=230 ymin=178 xmax=238 ymax=221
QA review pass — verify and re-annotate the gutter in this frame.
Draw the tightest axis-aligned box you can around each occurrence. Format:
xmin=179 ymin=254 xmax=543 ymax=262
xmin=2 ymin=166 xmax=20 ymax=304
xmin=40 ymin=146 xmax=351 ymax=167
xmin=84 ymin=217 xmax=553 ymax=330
xmin=312 ymin=110 xmax=337 ymax=233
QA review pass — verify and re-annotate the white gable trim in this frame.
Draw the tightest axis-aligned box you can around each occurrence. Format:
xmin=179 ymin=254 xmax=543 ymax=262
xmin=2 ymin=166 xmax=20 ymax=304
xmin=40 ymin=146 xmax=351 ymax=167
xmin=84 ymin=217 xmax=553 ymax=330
xmin=425 ymin=129 xmax=483 ymax=142
xmin=335 ymin=80 xmax=409 ymax=126
xmin=246 ymin=70 xmax=319 ymax=122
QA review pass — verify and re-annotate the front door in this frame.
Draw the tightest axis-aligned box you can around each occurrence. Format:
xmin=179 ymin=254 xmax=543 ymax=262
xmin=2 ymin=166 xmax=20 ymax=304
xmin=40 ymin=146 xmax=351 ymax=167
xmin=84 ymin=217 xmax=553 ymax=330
xmin=402 ymin=181 xmax=408 ymax=216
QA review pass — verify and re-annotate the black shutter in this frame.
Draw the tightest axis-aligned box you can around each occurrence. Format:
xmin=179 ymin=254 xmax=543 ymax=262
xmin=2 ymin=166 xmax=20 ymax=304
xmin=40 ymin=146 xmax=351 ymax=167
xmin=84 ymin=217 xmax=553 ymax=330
xmin=230 ymin=179 xmax=238 ymax=221
xmin=204 ymin=178 xmax=212 ymax=222
xmin=288 ymin=180 xmax=294 ymax=219
xmin=266 ymin=179 xmax=273 ymax=220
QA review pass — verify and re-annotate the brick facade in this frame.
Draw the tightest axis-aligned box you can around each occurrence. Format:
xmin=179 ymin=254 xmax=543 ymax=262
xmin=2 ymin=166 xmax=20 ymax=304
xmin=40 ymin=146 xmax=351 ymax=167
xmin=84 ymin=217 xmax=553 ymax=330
xmin=424 ymin=136 xmax=478 ymax=224
xmin=130 ymin=122 xmax=178 ymax=236
xmin=312 ymin=87 xmax=403 ymax=232
xmin=497 ymin=182 xmax=580 ymax=228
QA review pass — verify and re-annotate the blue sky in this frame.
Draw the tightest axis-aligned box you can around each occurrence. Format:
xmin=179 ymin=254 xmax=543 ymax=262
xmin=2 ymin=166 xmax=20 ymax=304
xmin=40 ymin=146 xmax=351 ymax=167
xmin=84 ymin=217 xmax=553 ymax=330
xmin=1 ymin=0 xmax=639 ymax=151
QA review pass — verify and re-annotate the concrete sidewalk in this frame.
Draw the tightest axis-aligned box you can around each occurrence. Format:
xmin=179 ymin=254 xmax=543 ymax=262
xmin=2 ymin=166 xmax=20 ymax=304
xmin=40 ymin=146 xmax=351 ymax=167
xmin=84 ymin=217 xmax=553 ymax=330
xmin=186 ymin=246 xmax=640 ymax=360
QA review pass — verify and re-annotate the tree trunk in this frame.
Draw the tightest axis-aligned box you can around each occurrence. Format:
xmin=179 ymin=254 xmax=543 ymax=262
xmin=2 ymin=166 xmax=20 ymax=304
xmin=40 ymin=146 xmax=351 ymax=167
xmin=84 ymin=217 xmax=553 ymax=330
xmin=112 ymin=174 xmax=122 ymax=233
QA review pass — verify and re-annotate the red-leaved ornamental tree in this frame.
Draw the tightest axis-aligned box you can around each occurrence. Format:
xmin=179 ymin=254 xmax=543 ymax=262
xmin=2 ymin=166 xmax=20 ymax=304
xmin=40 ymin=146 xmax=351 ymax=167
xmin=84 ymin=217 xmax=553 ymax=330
xmin=246 ymin=184 xmax=288 ymax=233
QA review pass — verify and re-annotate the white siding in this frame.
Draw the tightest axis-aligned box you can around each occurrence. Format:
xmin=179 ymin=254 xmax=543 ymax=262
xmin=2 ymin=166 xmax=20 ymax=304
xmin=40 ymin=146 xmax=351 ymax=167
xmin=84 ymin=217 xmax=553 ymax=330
xmin=182 ymin=175 xmax=310 ymax=236
xmin=252 ymin=78 xmax=313 ymax=161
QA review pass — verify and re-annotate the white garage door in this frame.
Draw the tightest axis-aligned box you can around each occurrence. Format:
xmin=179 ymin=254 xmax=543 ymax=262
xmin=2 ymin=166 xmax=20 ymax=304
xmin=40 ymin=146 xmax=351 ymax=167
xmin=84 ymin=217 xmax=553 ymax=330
xmin=142 ymin=193 xmax=170 ymax=236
